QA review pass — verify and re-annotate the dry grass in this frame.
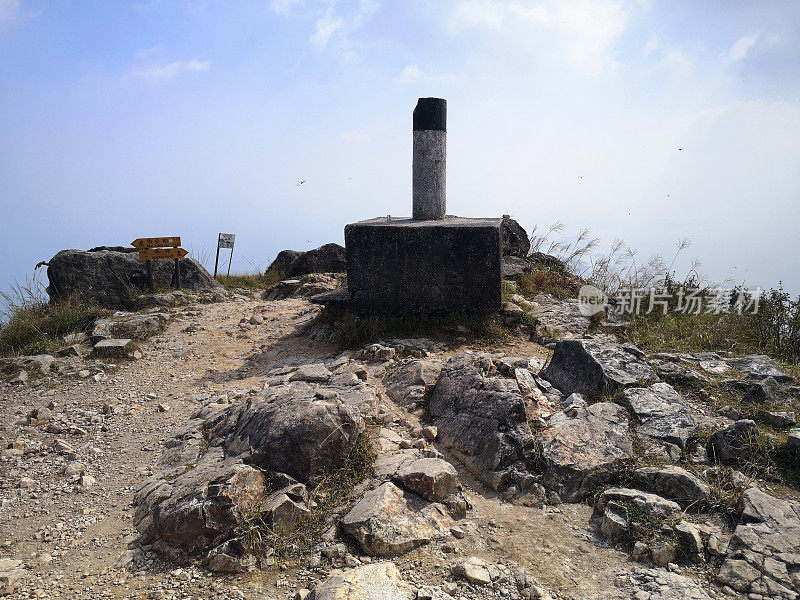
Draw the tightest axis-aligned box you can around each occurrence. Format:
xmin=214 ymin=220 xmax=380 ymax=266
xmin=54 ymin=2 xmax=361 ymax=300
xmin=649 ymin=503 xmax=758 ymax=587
xmin=216 ymin=269 xmax=284 ymax=291
xmin=1 ymin=274 xmax=108 ymax=357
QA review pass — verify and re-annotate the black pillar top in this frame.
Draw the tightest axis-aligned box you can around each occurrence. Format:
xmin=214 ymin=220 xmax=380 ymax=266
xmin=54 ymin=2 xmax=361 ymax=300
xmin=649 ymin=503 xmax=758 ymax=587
xmin=413 ymin=97 xmax=447 ymax=132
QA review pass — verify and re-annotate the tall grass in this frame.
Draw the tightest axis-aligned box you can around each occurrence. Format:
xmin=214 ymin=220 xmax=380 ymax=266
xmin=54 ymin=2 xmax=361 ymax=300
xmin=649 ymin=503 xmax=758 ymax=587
xmin=0 ymin=272 xmax=107 ymax=357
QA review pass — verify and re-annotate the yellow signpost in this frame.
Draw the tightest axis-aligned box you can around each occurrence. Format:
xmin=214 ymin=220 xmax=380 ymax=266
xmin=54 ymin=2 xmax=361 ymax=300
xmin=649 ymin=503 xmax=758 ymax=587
xmin=137 ymin=247 xmax=188 ymax=261
xmin=130 ymin=237 xmax=186 ymax=290
xmin=131 ymin=237 xmax=181 ymax=249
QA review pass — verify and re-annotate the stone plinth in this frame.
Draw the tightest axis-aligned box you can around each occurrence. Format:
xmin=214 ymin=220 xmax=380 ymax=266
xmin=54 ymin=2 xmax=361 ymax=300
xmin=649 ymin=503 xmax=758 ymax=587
xmin=344 ymin=217 xmax=502 ymax=314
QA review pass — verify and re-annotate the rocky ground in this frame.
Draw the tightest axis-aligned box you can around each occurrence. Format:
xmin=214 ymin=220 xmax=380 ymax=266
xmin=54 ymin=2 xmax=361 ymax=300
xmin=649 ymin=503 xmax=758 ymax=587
xmin=1 ymin=283 xmax=798 ymax=600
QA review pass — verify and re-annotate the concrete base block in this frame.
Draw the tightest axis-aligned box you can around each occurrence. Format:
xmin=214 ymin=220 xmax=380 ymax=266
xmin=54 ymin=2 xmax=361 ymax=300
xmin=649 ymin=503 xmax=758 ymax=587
xmin=344 ymin=217 xmax=502 ymax=314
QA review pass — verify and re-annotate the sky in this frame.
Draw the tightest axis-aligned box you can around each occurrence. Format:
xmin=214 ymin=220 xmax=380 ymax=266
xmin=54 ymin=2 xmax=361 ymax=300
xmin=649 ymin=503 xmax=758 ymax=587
xmin=1 ymin=0 xmax=799 ymax=297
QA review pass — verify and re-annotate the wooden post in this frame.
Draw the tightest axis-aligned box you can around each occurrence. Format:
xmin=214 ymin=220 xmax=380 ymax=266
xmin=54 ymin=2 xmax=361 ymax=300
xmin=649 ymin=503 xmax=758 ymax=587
xmin=227 ymin=245 xmax=234 ymax=277
xmin=146 ymin=259 xmax=154 ymax=291
xmin=174 ymin=258 xmax=182 ymax=289
xmin=213 ymin=233 xmax=221 ymax=278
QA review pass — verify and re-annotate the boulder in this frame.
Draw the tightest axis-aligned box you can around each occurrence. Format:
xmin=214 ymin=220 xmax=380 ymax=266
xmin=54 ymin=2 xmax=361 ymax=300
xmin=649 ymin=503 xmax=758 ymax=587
xmin=267 ymin=249 xmax=303 ymax=275
xmin=762 ymin=411 xmax=796 ymax=428
xmin=632 ymin=466 xmax=710 ymax=509
xmin=382 ymin=359 xmax=442 ymax=408
xmin=620 ymin=383 xmax=697 ymax=449
xmin=716 ymin=488 xmax=800 ymax=599
xmin=0 ymin=558 xmax=25 ymax=596
xmin=428 ymin=354 xmax=535 ymax=492
xmin=310 ymin=563 xmax=414 ymax=600
xmin=743 ymin=376 xmax=791 ymax=404
xmin=501 ymin=215 xmax=530 ymax=258
xmin=340 ymin=482 xmax=453 ymax=556
xmin=91 ymin=312 xmax=169 ymax=341
xmin=46 ymin=248 xmax=222 ymax=308
xmin=269 ymin=243 xmax=347 ymax=277
xmin=707 ymin=420 xmax=760 ymax=466
xmin=395 ymin=458 xmax=458 ymax=502
xmin=538 ymin=402 xmax=633 ymax=501
xmin=788 ymin=429 xmax=800 ymax=453
xmin=528 ymin=294 xmax=592 ymax=342
xmin=726 ymin=355 xmax=794 ymax=383
xmin=542 ymin=339 xmax=657 ymax=401
xmin=134 ymin=380 xmax=368 ymax=564
xmin=596 ymin=488 xmax=682 ymax=519
xmin=92 ymin=339 xmax=136 ymax=359
xmin=262 ymin=273 xmax=344 ymax=301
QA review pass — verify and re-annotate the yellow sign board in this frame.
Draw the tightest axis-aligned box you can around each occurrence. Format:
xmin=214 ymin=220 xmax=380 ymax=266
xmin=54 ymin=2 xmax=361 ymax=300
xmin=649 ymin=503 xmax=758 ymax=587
xmin=137 ymin=247 xmax=188 ymax=261
xmin=131 ymin=237 xmax=181 ymax=249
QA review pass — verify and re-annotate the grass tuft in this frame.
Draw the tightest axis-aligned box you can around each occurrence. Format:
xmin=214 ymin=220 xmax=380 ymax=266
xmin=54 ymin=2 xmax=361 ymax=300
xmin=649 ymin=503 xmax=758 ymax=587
xmin=216 ymin=269 xmax=284 ymax=291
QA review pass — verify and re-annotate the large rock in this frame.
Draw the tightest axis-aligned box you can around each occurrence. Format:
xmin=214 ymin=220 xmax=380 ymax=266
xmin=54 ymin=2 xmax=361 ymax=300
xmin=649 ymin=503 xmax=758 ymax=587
xmin=632 ymin=466 xmax=710 ymax=509
xmin=340 ymin=482 xmax=453 ymax=556
xmin=707 ymin=420 xmax=760 ymax=466
xmin=262 ymin=273 xmax=344 ymax=301
xmin=395 ymin=457 xmax=458 ymax=502
xmin=428 ymin=354 xmax=535 ymax=492
xmin=383 ymin=359 xmax=442 ymax=408
xmin=91 ymin=312 xmax=169 ymax=340
xmin=538 ymin=402 xmax=633 ymax=500
xmin=310 ymin=562 xmax=414 ymax=600
xmin=542 ymin=339 xmax=658 ymax=401
xmin=501 ymin=215 xmax=530 ymax=258
xmin=134 ymin=379 xmax=368 ymax=565
xmin=528 ymin=294 xmax=592 ymax=342
xmin=620 ymin=383 xmax=697 ymax=449
xmin=267 ymin=249 xmax=303 ymax=275
xmin=726 ymin=355 xmax=794 ymax=383
xmin=271 ymin=243 xmax=346 ymax=277
xmin=47 ymin=248 xmax=222 ymax=309
xmin=716 ymin=488 xmax=800 ymax=599
xmin=596 ymin=488 xmax=682 ymax=519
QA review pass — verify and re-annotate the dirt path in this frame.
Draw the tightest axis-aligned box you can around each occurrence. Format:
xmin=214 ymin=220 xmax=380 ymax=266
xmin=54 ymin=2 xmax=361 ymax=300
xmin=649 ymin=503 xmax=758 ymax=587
xmin=0 ymin=295 xmax=711 ymax=600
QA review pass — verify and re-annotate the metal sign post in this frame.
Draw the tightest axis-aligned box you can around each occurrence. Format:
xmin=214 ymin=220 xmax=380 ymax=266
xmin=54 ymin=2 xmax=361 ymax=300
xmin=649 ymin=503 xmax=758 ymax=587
xmin=214 ymin=233 xmax=236 ymax=278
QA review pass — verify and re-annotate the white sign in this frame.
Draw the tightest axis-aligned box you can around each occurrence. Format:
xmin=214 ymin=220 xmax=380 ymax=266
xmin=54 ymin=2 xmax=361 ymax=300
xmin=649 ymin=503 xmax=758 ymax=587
xmin=218 ymin=233 xmax=235 ymax=249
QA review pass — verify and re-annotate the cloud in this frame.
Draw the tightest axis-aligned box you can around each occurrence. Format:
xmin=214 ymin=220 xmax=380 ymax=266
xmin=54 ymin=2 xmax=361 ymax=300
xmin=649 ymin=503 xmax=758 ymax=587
xmin=447 ymin=0 xmax=631 ymax=76
xmin=0 ymin=0 xmax=20 ymax=22
xmin=729 ymin=31 xmax=759 ymax=62
xmin=340 ymin=129 xmax=371 ymax=144
xmin=643 ymin=35 xmax=695 ymax=78
xmin=310 ymin=15 xmax=345 ymax=50
xmin=131 ymin=58 xmax=211 ymax=82
xmin=270 ymin=0 xmax=302 ymax=16
xmin=396 ymin=64 xmax=460 ymax=84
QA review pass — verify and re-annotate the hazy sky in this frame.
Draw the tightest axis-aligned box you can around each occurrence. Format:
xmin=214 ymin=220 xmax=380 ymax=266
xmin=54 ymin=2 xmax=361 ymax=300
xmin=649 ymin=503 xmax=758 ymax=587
xmin=2 ymin=0 xmax=799 ymax=296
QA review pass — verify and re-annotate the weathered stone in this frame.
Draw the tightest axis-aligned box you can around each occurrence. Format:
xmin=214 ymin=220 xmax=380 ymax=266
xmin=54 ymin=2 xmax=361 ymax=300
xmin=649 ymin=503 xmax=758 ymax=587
xmin=289 ymin=363 xmax=333 ymax=383
xmin=345 ymin=217 xmax=502 ymax=314
xmin=47 ymin=247 xmax=222 ymax=309
xmin=92 ymin=312 xmax=169 ymax=341
xmin=716 ymin=488 xmax=800 ymax=598
xmin=651 ymin=539 xmax=677 ymax=567
xmin=620 ymin=383 xmax=697 ymax=449
xmin=762 ymin=411 xmax=796 ymax=428
xmin=538 ymin=402 xmax=633 ymax=501
xmin=528 ymin=294 xmax=592 ymax=342
xmin=267 ymin=249 xmax=303 ymax=275
xmin=310 ymin=562 xmax=414 ymax=600
xmin=726 ymin=355 xmax=794 ymax=383
xmin=632 ymin=466 xmax=710 ymax=509
xmin=340 ymin=482 xmax=453 ymax=556
xmin=501 ymin=215 xmax=530 ymax=258
xmin=383 ymin=360 xmax=442 ymax=408
xmin=0 ymin=558 xmax=25 ymax=596
xmin=707 ymin=420 xmax=760 ymax=465
xmin=600 ymin=501 xmax=629 ymax=541
xmin=788 ymin=428 xmax=800 ymax=453
xmin=452 ymin=557 xmax=494 ymax=585
xmin=743 ymin=376 xmax=790 ymax=404
xmin=262 ymin=273 xmax=344 ymax=301
xmin=135 ymin=382 xmax=367 ymax=560
xmin=596 ymin=488 xmax=681 ymax=519
xmin=262 ymin=489 xmax=311 ymax=532
xmin=673 ymin=521 xmax=704 ymax=561
xmin=428 ymin=354 xmax=534 ymax=492
xmin=92 ymin=339 xmax=136 ymax=359
xmin=542 ymin=339 xmax=657 ymax=401
xmin=395 ymin=458 xmax=458 ymax=502
xmin=282 ymin=243 xmax=347 ymax=277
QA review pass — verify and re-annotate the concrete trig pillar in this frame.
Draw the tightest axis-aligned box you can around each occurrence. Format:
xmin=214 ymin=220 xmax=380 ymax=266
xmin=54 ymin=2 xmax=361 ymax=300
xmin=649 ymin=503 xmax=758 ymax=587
xmin=412 ymin=97 xmax=446 ymax=220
